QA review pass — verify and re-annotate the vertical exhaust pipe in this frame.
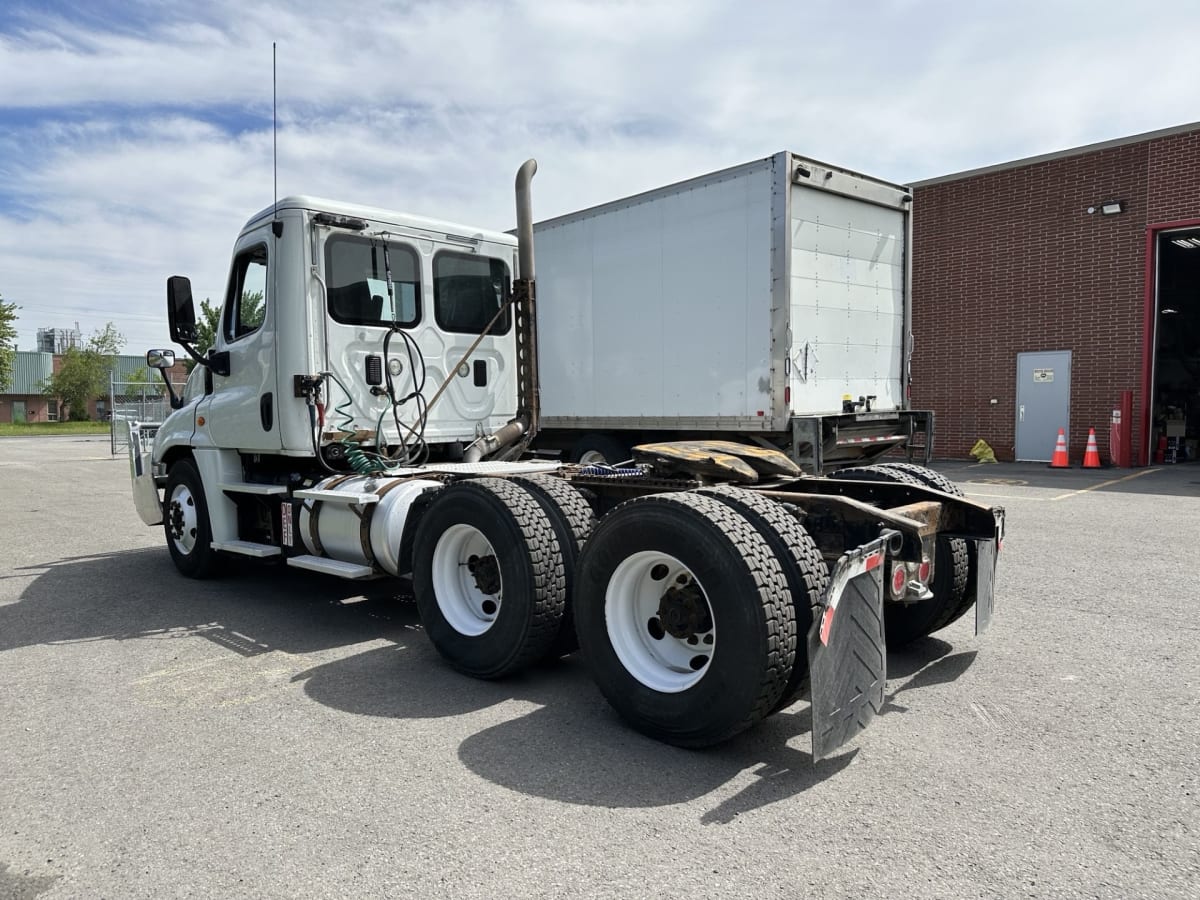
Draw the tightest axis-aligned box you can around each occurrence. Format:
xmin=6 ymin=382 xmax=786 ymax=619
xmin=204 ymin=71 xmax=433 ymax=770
xmin=466 ymin=159 xmax=539 ymax=463
xmin=515 ymin=159 xmax=537 ymax=280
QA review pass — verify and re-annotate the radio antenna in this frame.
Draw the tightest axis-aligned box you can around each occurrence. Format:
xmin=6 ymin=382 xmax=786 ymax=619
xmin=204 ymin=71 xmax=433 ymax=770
xmin=272 ymin=41 xmax=278 ymax=218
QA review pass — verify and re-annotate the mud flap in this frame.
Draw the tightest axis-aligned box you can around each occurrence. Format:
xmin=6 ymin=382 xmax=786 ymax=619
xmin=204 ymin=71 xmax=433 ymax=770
xmin=128 ymin=421 xmax=164 ymax=526
xmin=808 ymin=531 xmax=897 ymax=762
xmin=969 ymin=507 xmax=1004 ymax=636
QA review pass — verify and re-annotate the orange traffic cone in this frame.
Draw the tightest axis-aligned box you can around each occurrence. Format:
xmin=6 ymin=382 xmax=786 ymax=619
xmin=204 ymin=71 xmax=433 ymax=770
xmin=1083 ymin=428 xmax=1101 ymax=468
xmin=1050 ymin=428 xmax=1070 ymax=468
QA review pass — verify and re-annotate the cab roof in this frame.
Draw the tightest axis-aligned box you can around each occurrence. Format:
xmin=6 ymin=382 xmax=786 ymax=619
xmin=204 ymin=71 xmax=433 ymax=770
xmin=243 ymin=195 xmax=518 ymax=247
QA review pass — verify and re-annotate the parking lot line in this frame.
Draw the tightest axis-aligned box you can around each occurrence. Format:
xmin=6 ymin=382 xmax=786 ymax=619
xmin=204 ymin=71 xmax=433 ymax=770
xmin=1048 ymin=468 xmax=1161 ymax=501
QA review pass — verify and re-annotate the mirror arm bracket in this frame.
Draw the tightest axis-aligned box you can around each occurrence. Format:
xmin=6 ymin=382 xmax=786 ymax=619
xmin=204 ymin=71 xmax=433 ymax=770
xmin=177 ymin=340 xmax=209 ymax=368
xmin=156 ymin=368 xmax=183 ymax=410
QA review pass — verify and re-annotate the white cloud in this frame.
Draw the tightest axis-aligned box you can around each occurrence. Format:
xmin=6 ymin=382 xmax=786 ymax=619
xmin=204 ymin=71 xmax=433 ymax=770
xmin=1 ymin=0 xmax=1197 ymax=350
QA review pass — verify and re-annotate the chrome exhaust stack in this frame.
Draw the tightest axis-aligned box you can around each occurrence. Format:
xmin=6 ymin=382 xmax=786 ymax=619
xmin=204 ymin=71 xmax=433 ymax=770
xmin=466 ymin=159 xmax=540 ymax=464
xmin=515 ymin=159 xmax=537 ymax=281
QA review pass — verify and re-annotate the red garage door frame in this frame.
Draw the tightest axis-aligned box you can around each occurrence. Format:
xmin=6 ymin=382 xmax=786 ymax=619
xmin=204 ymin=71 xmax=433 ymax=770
xmin=1141 ymin=216 xmax=1200 ymax=466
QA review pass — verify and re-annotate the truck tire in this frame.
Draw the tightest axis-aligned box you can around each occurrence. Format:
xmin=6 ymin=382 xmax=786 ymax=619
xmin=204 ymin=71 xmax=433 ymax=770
xmin=506 ymin=473 xmax=597 ymax=658
xmin=163 ymin=459 xmax=222 ymax=579
xmin=412 ymin=478 xmax=566 ymax=679
xmin=831 ymin=464 xmax=969 ymax=646
xmin=569 ymin=433 xmax=631 ymax=466
xmin=870 ymin=462 xmax=964 ymax=499
xmin=870 ymin=463 xmax=978 ymax=637
xmin=574 ymin=492 xmax=794 ymax=747
xmin=695 ymin=486 xmax=828 ymax=713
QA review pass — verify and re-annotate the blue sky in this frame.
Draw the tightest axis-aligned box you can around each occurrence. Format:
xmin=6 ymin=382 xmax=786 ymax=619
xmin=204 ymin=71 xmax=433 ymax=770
xmin=1 ymin=0 xmax=1198 ymax=351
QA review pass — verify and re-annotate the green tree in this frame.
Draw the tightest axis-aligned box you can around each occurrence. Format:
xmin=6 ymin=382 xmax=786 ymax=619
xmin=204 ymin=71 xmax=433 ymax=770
xmin=123 ymin=366 xmax=166 ymax=398
xmin=194 ymin=297 xmax=221 ymax=358
xmin=0 ymin=292 xmax=18 ymax=392
xmin=44 ymin=323 xmax=125 ymax=421
xmin=192 ymin=291 xmax=262 ymax=358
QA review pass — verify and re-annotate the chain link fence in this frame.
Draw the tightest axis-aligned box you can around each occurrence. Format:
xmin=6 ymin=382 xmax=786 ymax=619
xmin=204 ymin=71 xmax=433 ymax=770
xmin=109 ymin=376 xmax=186 ymax=455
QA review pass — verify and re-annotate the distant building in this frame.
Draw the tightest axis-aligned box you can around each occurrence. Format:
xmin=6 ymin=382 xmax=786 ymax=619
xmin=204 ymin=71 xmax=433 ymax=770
xmin=36 ymin=327 xmax=81 ymax=354
xmin=0 ymin=351 xmax=57 ymax=423
xmin=0 ymin=351 xmax=189 ymax=423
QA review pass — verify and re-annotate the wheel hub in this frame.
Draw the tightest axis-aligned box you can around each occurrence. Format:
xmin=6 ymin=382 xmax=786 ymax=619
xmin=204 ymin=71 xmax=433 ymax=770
xmin=467 ymin=554 xmax=501 ymax=595
xmin=605 ymin=550 xmax=716 ymax=693
xmin=168 ymin=502 xmax=186 ymax=541
xmin=430 ymin=523 xmax=504 ymax=636
xmin=166 ymin=485 xmax=198 ymax=554
xmin=656 ymin=579 xmax=712 ymax=640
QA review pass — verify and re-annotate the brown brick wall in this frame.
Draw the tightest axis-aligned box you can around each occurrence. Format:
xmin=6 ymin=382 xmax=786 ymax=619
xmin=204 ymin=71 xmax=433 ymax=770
xmin=0 ymin=396 xmax=57 ymax=423
xmin=912 ymin=126 xmax=1200 ymax=462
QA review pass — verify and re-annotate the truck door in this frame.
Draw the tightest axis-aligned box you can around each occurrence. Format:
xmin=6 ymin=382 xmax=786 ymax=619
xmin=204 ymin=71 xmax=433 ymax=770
xmin=205 ymin=230 xmax=281 ymax=451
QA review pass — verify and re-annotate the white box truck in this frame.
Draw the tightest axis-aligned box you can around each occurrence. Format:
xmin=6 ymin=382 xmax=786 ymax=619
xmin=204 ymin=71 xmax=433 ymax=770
xmin=532 ymin=151 xmax=930 ymax=472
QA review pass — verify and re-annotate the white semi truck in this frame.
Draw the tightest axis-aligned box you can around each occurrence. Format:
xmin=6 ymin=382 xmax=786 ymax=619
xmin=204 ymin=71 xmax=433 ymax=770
xmin=532 ymin=151 xmax=931 ymax=472
xmin=130 ymin=160 xmax=1003 ymax=758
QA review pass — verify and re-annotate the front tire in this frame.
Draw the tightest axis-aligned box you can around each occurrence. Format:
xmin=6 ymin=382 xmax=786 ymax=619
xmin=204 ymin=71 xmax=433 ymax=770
xmin=163 ymin=459 xmax=221 ymax=579
xmin=412 ymin=478 xmax=566 ymax=679
xmin=574 ymin=492 xmax=794 ymax=747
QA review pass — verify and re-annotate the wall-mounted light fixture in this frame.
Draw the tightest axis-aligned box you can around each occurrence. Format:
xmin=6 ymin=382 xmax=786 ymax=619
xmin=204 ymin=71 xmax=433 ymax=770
xmin=1099 ymin=200 xmax=1124 ymax=215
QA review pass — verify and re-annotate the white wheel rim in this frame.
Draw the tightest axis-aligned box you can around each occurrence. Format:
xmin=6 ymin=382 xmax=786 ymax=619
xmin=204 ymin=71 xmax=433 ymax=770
xmin=606 ymin=551 xmax=715 ymax=693
xmin=578 ymin=449 xmax=610 ymax=465
xmin=431 ymin=524 xmax=502 ymax=636
xmin=167 ymin=482 xmax=199 ymax=555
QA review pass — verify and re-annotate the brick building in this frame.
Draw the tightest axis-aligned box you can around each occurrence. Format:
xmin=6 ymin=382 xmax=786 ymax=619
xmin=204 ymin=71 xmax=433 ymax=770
xmin=911 ymin=121 xmax=1200 ymax=464
xmin=0 ymin=352 xmax=58 ymax=423
xmin=1 ymin=351 xmax=190 ymax=423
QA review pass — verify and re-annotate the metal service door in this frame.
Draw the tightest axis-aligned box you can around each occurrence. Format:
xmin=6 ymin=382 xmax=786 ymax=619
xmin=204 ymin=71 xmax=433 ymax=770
xmin=1015 ymin=350 xmax=1071 ymax=461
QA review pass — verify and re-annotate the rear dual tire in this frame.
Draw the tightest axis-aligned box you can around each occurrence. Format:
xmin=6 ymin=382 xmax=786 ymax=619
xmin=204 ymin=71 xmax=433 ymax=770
xmin=696 ymin=486 xmax=828 ymax=712
xmin=412 ymin=478 xmax=566 ymax=678
xmin=504 ymin=473 xmax=596 ymax=657
xmin=832 ymin=464 xmax=971 ymax=646
xmin=574 ymin=492 xmax=795 ymax=747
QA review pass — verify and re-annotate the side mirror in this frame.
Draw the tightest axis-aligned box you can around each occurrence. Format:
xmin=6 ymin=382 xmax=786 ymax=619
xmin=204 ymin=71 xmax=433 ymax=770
xmin=167 ymin=275 xmax=198 ymax=343
xmin=146 ymin=349 xmax=176 ymax=369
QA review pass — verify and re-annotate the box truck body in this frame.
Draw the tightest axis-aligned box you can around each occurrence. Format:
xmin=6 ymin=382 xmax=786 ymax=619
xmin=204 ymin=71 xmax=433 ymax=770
xmin=533 ymin=151 xmax=929 ymax=471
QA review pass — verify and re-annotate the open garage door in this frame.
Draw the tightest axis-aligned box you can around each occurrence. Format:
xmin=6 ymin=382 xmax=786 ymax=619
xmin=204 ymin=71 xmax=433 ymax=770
xmin=1150 ymin=227 xmax=1200 ymax=463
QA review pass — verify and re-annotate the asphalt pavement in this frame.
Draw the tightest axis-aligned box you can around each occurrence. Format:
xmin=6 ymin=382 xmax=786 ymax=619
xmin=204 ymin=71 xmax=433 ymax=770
xmin=1 ymin=438 xmax=1197 ymax=898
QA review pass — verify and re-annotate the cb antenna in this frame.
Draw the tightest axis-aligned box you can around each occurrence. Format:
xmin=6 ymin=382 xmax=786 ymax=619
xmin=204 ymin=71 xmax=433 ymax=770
xmin=271 ymin=41 xmax=282 ymax=239
xmin=272 ymin=41 xmax=278 ymax=220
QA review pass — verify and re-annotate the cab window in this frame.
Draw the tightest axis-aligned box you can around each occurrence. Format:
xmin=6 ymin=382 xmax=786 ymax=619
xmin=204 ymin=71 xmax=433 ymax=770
xmin=324 ymin=235 xmax=420 ymax=327
xmin=433 ymin=252 xmax=510 ymax=334
xmin=224 ymin=245 xmax=268 ymax=342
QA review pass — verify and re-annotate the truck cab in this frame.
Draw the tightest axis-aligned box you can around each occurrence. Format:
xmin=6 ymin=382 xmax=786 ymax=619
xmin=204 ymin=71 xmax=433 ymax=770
xmin=153 ymin=197 xmax=521 ymax=468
